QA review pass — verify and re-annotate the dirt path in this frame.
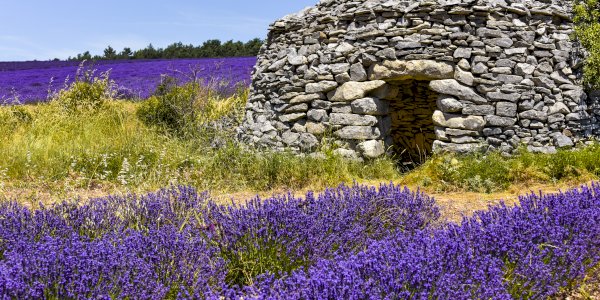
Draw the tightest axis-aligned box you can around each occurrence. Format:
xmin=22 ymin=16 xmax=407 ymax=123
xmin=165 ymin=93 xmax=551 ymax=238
xmin=213 ymin=180 xmax=594 ymax=223
xmin=3 ymin=179 xmax=594 ymax=223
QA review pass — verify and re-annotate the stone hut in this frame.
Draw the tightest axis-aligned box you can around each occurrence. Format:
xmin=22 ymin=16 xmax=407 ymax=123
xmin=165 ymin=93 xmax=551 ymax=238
xmin=237 ymin=0 xmax=598 ymax=160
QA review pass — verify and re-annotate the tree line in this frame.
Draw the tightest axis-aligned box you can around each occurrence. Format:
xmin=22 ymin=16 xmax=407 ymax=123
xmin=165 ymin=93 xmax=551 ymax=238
xmin=68 ymin=39 xmax=263 ymax=61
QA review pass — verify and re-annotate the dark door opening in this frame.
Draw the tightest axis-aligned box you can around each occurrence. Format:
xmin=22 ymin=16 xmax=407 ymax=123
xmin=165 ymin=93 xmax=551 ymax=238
xmin=385 ymin=80 xmax=438 ymax=166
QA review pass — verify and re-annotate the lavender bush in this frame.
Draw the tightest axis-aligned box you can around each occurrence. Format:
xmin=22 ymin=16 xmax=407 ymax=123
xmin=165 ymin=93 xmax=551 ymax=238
xmin=209 ymin=184 xmax=440 ymax=286
xmin=249 ymin=185 xmax=600 ymax=299
xmin=1 ymin=183 xmax=599 ymax=299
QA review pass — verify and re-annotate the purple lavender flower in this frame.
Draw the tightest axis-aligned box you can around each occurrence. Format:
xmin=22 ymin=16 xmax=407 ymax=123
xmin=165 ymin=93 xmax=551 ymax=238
xmin=0 ymin=183 xmax=599 ymax=298
xmin=0 ymin=57 xmax=256 ymax=104
xmin=247 ymin=185 xmax=600 ymax=299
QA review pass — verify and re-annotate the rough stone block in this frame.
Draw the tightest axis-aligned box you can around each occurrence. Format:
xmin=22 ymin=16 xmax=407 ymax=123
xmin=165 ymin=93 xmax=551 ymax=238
xmin=553 ymin=133 xmax=574 ymax=148
xmin=306 ymin=122 xmax=327 ymax=135
xmin=306 ymin=81 xmax=338 ymax=93
xmin=311 ymin=100 xmax=332 ymax=110
xmin=520 ymin=110 xmax=548 ymax=121
xmin=515 ymin=63 xmax=535 ymax=76
xmin=453 ymin=47 xmax=472 ymax=59
xmin=334 ymin=126 xmax=381 ymax=140
xmin=496 ymin=102 xmax=518 ymax=117
xmin=549 ymin=102 xmax=570 ymax=115
xmin=369 ymin=60 xmax=454 ymax=81
xmin=463 ymin=104 xmax=495 ymax=115
xmin=329 ymin=80 xmax=386 ymax=102
xmin=454 ymin=68 xmax=474 ymax=86
xmin=432 ymin=110 xmax=486 ymax=131
xmin=349 ymin=63 xmax=368 ymax=81
xmin=436 ymin=95 xmax=463 ymax=113
xmin=282 ymin=131 xmax=300 ymax=146
xmin=279 ymin=113 xmax=306 ymax=123
xmin=487 ymin=92 xmax=520 ymax=102
xmin=307 ymin=109 xmax=329 ymax=122
xmin=485 ymin=115 xmax=517 ymax=127
xmin=357 ymin=140 xmax=385 ymax=158
xmin=290 ymin=93 xmax=323 ymax=104
xmin=432 ymin=140 xmax=486 ymax=153
xmin=487 ymin=37 xmax=514 ymax=48
xmin=429 ymin=79 xmax=487 ymax=104
xmin=330 ymin=113 xmax=378 ymax=126
xmin=351 ymin=97 xmax=390 ymax=115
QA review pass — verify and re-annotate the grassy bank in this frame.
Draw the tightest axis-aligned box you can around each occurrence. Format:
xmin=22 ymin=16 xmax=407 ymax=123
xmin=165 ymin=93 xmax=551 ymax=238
xmin=1 ymin=77 xmax=599 ymax=204
xmin=401 ymin=145 xmax=600 ymax=193
xmin=0 ymin=93 xmax=398 ymax=203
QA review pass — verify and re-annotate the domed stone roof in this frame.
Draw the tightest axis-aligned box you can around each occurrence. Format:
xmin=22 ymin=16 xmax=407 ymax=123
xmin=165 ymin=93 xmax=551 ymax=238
xmin=238 ymin=0 xmax=594 ymax=159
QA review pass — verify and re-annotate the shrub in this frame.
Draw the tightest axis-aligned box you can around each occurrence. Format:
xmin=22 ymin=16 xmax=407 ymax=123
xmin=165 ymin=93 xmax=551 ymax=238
xmin=574 ymin=0 xmax=600 ymax=88
xmin=0 ymin=184 xmax=440 ymax=298
xmin=403 ymin=144 xmax=600 ymax=193
xmin=137 ymin=78 xmax=248 ymax=139
xmin=196 ymin=144 xmax=400 ymax=192
xmin=51 ymin=63 xmax=116 ymax=113
xmin=209 ymin=183 xmax=440 ymax=286
xmin=0 ymin=106 xmax=32 ymax=133
xmin=137 ymin=79 xmax=200 ymax=136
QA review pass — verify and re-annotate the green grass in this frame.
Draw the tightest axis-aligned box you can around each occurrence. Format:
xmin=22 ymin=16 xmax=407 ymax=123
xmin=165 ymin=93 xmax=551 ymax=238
xmin=0 ymin=89 xmax=399 ymax=199
xmin=401 ymin=145 xmax=600 ymax=193
xmin=2 ymin=76 xmax=600 ymax=201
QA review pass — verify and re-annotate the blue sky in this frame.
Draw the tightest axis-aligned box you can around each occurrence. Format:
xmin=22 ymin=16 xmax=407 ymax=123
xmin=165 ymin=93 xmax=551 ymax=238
xmin=0 ymin=0 xmax=317 ymax=61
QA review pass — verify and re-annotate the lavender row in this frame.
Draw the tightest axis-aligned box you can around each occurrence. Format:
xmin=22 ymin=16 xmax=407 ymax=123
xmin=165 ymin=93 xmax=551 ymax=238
xmin=1 ymin=183 xmax=599 ymax=298
xmin=0 ymin=57 xmax=256 ymax=104
xmin=249 ymin=185 xmax=600 ymax=299
xmin=0 ymin=183 xmax=439 ymax=299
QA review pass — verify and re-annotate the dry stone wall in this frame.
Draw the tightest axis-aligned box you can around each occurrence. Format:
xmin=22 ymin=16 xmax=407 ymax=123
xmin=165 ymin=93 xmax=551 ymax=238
xmin=237 ymin=0 xmax=598 ymax=159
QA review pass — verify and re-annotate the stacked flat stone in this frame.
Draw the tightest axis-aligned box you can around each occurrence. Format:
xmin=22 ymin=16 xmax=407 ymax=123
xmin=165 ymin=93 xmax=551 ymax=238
xmin=237 ymin=0 xmax=597 ymax=159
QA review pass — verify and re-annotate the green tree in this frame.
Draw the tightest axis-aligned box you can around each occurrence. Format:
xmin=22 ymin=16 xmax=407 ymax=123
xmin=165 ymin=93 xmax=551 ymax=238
xmin=134 ymin=44 xmax=162 ymax=59
xmin=103 ymin=46 xmax=117 ymax=60
xmin=77 ymin=51 xmax=92 ymax=61
xmin=198 ymin=39 xmax=222 ymax=57
xmin=244 ymin=38 xmax=263 ymax=56
xmin=574 ymin=0 xmax=600 ymax=88
xmin=68 ymin=38 xmax=263 ymax=61
xmin=119 ymin=47 xmax=133 ymax=59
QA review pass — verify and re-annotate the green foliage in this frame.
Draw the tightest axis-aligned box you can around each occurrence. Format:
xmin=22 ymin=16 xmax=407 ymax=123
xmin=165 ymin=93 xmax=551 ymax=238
xmin=137 ymin=78 xmax=249 ymax=141
xmin=196 ymin=144 xmax=399 ymax=192
xmin=221 ymin=237 xmax=309 ymax=287
xmin=103 ymin=45 xmax=117 ymax=60
xmin=404 ymin=145 xmax=600 ymax=193
xmin=574 ymin=0 xmax=600 ymax=88
xmin=69 ymin=38 xmax=264 ymax=61
xmin=0 ymin=88 xmax=400 ymax=195
xmin=137 ymin=80 xmax=201 ymax=137
xmin=0 ymin=106 xmax=32 ymax=130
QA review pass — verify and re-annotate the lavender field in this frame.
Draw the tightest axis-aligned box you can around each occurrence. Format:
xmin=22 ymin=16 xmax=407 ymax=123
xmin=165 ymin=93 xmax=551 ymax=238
xmin=0 ymin=57 xmax=256 ymax=104
xmin=1 ymin=183 xmax=599 ymax=299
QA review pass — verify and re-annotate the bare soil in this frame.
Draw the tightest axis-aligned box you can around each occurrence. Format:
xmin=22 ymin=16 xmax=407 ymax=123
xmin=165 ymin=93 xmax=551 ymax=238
xmin=3 ymin=179 xmax=594 ymax=223
xmin=214 ymin=180 xmax=594 ymax=223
